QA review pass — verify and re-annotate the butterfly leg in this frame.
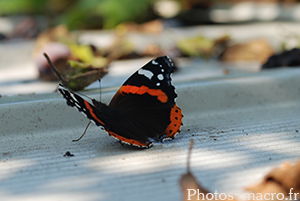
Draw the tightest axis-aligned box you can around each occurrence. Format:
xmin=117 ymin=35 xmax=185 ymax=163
xmin=73 ymin=121 xmax=92 ymax=142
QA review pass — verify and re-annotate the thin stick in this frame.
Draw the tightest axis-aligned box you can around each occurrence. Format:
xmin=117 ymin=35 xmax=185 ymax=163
xmin=43 ymin=52 xmax=64 ymax=82
xmin=187 ymin=140 xmax=194 ymax=172
xmin=73 ymin=121 xmax=92 ymax=142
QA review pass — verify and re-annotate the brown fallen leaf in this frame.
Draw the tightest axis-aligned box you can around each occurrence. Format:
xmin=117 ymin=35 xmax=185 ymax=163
xmin=117 ymin=19 xmax=164 ymax=34
xmin=142 ymin=43 xmax=164 ymax=57
xmin=180 ymin=142 xmax=300 ymax=201
xmin=246 ymin=160 xmax=300 ymax=201
xmin=43 ymin=53 xmax=108 ymax=91
xmin=221 ymin=39 xmax=274 ymax=64
xmin=102 ymin=26 xmax=164 ymax=61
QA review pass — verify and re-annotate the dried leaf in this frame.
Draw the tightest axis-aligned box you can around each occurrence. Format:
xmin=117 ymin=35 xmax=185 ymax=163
xmin=180 ymin=143 xmax=300 ymax=201
xmin=246 ymin=160 xmax=300 ymax=201
xmin=66 ymin=69 xmax=108 ymax=91
xmin=117 ymin=19 xmax=164 ymax=34
xmin=43 ymin=53 xmax=108 ymax=91
xmin=221 ymin=39 xmax=273 ymax=63
xmin=180 ymin=171 xmax=211 ymax=201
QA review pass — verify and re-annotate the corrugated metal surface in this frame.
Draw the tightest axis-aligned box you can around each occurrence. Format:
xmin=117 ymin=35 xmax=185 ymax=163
xmin=1 ymin=68 xmax=300 ymax=201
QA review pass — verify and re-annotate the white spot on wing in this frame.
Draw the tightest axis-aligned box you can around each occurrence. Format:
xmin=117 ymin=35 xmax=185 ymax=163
xmin=74 ymin=101 xmax=81 ymax=109
xmin=157 ymin=74 xmax=164 ymax=80
xmin=156 ymin=82 xmax=160 ymax=86
xmin=138 ymin=69 xmax=154 ymax=80
xmin=152 ymin=60 xmax=158 ymax=65
xmin=70 ymin=93 xmax=78 ymax=102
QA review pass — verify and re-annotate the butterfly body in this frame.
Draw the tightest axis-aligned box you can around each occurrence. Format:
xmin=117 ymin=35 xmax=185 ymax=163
xmin=58 ymin=56 xmax=183 ymax=148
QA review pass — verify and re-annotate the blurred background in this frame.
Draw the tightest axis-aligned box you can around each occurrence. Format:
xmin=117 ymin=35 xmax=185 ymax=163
xmin=1 ymin=0 xmax=300 ymax=30
xmin=2 ymin=0 xmax=300 ymax=95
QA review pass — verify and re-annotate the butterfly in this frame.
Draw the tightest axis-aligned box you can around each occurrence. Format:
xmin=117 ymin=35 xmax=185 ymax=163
xmin=57 ymin=56 xmax=183 ymax=148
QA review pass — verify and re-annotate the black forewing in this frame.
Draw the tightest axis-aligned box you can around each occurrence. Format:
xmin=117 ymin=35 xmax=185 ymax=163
xmin=107 ymin=56 xmax=178 ymax=140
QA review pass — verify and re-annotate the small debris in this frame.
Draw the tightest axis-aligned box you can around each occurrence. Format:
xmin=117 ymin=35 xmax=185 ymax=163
xmin=64 ymin=151 xmax=74 ymax=157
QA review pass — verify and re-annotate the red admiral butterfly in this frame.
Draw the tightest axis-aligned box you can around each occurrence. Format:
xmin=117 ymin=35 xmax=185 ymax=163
xmin=58 ymin=56 xmax=183 ymax=148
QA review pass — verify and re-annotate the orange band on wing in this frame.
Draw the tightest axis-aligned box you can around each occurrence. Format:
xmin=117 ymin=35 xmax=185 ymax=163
xmin=164 ymin=104 xmax=183 ymax=138
xmin=119 ymin=85 xmax=168 ymax=103
xmin=107 ymin=130 xmax=152 ymax=148
xmin=84 ymin=100 xmax=105 ymax=125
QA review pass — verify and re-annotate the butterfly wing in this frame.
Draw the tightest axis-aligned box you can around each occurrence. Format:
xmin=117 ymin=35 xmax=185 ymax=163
xmin=108 ymin=56 xmax=183 ymax=144
xmin=58 ymin=84 xmax=106 ymax=128
xmin=58 ymin=84 xmax=153 ymax=148
xmin=110 ymin=56 xmax=177 ymax=107
xmin=58 ymin=56 xmax=183 ymax=149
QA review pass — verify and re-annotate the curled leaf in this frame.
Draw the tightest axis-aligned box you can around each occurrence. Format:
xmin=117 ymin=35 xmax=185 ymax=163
xmin=43 ymin=53 xmax=108 ymax=91
xmin=246 ymin=160 xmax=300 ymax=201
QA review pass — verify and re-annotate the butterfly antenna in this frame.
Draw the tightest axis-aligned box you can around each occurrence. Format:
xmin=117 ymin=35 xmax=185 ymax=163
xmin=43 ymin=52 xmax=64 ymax=82
xmin=187 ymin=140 xmax=194 ymax=173
xmin=59 ymin=83 xmax=93 ymax=102
xmin=75 ymin=91 xmax=93 ymax=101
xmin=73 ymin=121 xmax=92 ymax=142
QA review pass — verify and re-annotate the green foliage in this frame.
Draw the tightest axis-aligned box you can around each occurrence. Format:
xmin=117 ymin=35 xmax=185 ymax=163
xmin=0 ymin=0 xmax=154 ymax=29
xmin=0 ymin=0 xmax=45 ymax=14
xmin=96 ymin=0 xmax=152 ymax=28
